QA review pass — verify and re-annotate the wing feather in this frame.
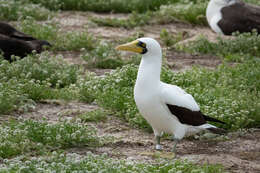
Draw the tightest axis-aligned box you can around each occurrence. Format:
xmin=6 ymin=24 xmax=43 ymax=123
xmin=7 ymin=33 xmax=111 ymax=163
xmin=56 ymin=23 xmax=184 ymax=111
xmin=160 ymin=82 xmax=200 ymax=111
xmin=0 ymin=22 xmax=35 ymax=41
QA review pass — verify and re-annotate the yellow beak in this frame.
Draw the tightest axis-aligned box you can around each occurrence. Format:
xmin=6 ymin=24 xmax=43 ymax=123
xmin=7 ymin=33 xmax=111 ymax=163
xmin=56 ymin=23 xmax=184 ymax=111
xmin=115 ymin=40 xmax=143 ymax=54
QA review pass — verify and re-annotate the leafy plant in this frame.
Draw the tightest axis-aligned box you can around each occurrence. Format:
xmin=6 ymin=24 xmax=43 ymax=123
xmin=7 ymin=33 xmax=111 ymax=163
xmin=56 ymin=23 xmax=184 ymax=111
xmin=156 ymin=0 xmax=207 ymax=25
xmin=79 ymin=109 xmax=108 ymax=122
xmin=0 ymin=119 xmax=101 ymax=158
xmin=0 ymin=0 xmax=52 ymax=21
xmin=0 ymin=152 xmax=225 ymax=172
xmin=160 ymin=29 xmax=188 ymax=47
xmin=23 ymin=0 xmax=177 ymax=13
xmin=81 ymin=42 xmax=124 ymax=69
xmin=81 ymin=41 xmax=141 ymax=69
xmin=0 ymin=53 xmax=80 ymax=114
xmin=178 ymin=31 xmax=260 ymax=61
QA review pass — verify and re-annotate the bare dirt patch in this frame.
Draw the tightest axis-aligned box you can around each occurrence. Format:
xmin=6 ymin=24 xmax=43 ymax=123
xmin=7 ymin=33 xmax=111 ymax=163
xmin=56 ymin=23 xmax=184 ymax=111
xmin=166 ymin=51 xmax=222 ymax=71
xmin=53 ymin=11 xmax=92 ymax=32
xmin=8 ymin=101 xmax=99 ymax=123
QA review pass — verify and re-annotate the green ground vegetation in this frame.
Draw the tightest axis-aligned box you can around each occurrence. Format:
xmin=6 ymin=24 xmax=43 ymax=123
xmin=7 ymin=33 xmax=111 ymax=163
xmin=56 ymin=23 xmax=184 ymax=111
xmin=0 ymin=52 xmax=79 ymax=114
xmin=0 ymin=152 xmax=225 ymax=172
xmin=21 ymin=0 xmax=177 ymax=12
xmin=178 ymin=31 xmax=260 ymax=62
xmin=79 ymin=109 xmax=108 ymax=122
xmin=0 ymin=0 xmax=52 ymax=21
xmin=81 ymin=41 xmax=141 ymax=69
xmin=0 ymin=119 xmax=102 ymax=158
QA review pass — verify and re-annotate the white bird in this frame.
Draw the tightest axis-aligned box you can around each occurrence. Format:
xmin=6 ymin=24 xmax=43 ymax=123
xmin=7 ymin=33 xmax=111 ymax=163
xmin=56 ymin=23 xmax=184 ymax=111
xmin=116 ymin=37 xmax=225 ymax=152
xmin=206 ymin=0 xmax=260 ymax=35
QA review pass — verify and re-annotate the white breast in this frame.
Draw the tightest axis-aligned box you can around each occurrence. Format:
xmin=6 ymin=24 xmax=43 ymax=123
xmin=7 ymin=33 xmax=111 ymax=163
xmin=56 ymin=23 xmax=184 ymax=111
xmin=134 ymin=84 xmax=182 ymax=135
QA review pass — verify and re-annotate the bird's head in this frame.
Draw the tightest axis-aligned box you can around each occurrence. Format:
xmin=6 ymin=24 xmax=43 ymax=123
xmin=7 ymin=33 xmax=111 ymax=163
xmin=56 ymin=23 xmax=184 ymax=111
xmin=29 ymin=40 xmax=52 ymax=53
xmin=115 ymin=37 xmax=161 ymax=57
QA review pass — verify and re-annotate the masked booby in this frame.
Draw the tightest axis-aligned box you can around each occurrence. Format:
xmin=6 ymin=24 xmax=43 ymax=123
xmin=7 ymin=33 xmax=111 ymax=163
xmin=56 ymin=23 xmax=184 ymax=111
xmin=116 ymin=38 xmax=225 ymax=152
xmin=0 ymin=22 xmax=51 ymax=61
xmin=206 ymin=0 xmax=260 ymax=35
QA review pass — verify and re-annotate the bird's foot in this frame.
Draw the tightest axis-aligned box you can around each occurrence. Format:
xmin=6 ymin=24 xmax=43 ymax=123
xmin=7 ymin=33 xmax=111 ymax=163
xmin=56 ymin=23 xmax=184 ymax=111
xmin=155 ymin=144 xmax=162 ymax=150
xmin=171 ymin=148 xmax=177 ymax=153
xmin=172 ymin=138 xmax=180 ymax=153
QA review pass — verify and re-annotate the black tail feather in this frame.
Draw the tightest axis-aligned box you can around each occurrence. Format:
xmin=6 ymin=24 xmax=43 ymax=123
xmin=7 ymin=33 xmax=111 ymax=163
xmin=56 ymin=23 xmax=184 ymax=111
xmin=203 ymin=115 xmax=226 ymax=124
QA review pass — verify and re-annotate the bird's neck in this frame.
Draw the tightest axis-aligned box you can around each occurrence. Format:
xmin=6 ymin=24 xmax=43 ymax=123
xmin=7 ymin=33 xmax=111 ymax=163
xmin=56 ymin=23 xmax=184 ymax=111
xmin=136 ymin=53 xmax=162 ymax=89
xmin=206 ymin=0 xmax=224 ymax=23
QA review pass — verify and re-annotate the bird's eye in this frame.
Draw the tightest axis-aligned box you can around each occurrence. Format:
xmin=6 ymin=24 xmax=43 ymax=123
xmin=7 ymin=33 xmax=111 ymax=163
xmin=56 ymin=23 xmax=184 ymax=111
xmin=138 ymin=41 xmax=146 ymax=48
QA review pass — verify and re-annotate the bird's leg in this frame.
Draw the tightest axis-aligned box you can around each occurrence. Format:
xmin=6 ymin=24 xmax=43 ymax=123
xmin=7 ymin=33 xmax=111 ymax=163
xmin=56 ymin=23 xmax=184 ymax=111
xmin=155 ymin=135 xmax=162 ymax=150
xmin=172 ymin=137 xmax=180 ymax=153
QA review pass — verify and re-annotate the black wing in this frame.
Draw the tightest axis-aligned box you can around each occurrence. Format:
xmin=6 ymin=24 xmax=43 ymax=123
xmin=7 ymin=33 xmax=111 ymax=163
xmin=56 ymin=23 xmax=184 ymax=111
xmin=0 ymin=34 xmax=33 ymax=61
xmin=218 ymin=1 xmax=260 ymax=35
xmin=166 ymin=104 xmax=225 ymax=126
xmin=0 ymin=22 xmax=36 ymax=41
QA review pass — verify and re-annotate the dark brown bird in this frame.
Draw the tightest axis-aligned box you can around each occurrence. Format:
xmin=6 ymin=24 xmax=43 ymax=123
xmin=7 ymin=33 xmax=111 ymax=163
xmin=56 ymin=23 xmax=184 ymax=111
xmin=0 ymin=22 xmax=51 ymax=61
xmin=207 ymin=0 xmax=260 ymax=35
